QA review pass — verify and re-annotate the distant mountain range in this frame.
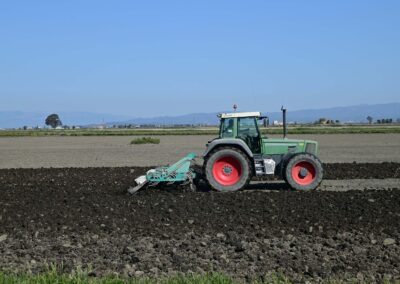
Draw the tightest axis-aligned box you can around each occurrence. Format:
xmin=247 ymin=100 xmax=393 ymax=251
xmin=0 ymin=103 xmax=399 ymax=128
xmin=109 ymin=103 xmax=400 ymax=126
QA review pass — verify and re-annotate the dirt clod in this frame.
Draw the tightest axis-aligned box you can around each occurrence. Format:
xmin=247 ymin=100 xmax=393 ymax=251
xmin=383 ymin=238 xmax=396 ymax=246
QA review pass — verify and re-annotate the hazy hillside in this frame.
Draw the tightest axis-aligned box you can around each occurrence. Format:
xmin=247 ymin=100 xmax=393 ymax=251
xmin=1 ymin=103 xmax=399 ymax=128
xmin=114 ymin=103 xmax=400 ymax=126
xmin=268 ymin=103 xmax=400 ymax=123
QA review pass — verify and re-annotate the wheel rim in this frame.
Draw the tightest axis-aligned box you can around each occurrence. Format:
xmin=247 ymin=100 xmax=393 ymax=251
xmin=212 ymin=156 xmax=242 ymax=186
xmin=291 ymin=161 xmax=316 ymax=186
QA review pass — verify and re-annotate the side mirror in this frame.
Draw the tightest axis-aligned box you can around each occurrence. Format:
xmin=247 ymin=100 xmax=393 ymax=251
xmin=259 ymin=117 xmax=269 ymax=127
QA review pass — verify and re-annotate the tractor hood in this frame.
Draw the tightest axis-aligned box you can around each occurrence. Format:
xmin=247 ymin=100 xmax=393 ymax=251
xmin=262 ymin=138 xmax=318 ymax=155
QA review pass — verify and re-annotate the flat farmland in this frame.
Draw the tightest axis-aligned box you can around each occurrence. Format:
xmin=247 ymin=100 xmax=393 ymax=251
xmin=0 ymin=133 xmax=400 ymax=168
xmin=1 ymin=133 xmax=399 ymax=282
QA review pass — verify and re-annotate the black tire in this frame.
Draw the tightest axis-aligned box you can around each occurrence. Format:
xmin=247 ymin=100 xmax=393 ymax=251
xmin=282 ymin=171 xmax=288 ymax=183
xmin=204 ymin=147 xmax=251 ymax=192
xmin=285 ymin=153 xmax=323 ymax=191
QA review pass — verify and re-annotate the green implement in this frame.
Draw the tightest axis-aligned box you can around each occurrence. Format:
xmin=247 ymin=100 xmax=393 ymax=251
xmin=128 ymin=152 xmax=197 ymax=194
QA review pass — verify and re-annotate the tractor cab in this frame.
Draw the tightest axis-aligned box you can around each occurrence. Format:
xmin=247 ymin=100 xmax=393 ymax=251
xmin=219 ymin=112 xmax=264 ymax=153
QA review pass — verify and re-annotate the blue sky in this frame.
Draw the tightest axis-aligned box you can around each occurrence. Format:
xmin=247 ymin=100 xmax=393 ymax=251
xmin=0 ymin=0 xmax=399 ymax=117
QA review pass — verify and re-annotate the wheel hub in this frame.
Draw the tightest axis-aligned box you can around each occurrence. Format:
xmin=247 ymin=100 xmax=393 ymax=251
xmin=222 ymin=165 xmax=233 ymax=175
xmin=299 ymin=167 xmax=309 ymax=178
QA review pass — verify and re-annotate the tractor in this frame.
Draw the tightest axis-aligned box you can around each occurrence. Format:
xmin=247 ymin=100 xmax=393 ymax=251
xmin=128 ymin=109 xmax=323 ymax=193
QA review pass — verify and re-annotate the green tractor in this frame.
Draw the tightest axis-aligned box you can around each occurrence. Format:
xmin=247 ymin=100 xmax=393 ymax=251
xmin=202 ymin=111 xmax=323 ymax=191
xmin=128 ymin=109 xmax=323 ymax=193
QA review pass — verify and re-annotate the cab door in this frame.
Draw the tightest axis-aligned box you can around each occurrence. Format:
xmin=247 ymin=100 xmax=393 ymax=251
xmin=237 ymin=117 xmax=261 ymax=153
xmin=220 ymin=118 xmax=236 ymax=138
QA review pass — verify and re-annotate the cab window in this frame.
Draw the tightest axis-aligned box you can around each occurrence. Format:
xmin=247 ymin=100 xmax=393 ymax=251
xmin=221 ymin=118 xmax=234 ymax=138
xmin=238 ymin=117 xmax=259 ymax=138
xmin=238 ymin=117 xmax=261 ymax=153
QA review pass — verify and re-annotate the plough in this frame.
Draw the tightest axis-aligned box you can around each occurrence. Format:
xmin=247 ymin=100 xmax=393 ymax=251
xmin=128 ymin=152 xmax=197 ymax=194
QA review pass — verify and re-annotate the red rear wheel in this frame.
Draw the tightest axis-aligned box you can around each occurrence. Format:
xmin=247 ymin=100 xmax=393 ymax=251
xmin=204 ymin=147 xmax=251 ymax=192
xmin=212 ymin=156 xmax=242 ymax=186
xmin=291 ymin=161 xmax=316 ymax=185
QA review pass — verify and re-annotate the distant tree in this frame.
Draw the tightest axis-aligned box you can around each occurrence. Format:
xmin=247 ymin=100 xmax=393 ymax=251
xmin=366 ymin=116 xmax=373 ymax=124
xmin=389 ymin=118 xmax=393 ymax=124
xmin=377 ymin=119 xmax=381 ymax=124
xmin=397 ymin=118 xmax=400 ymax=123
xmin=23 ymin=126 xmax=27 ymax=130
xmin=45 ymin=114 xmax=62 ymax=128
xmin=335 ymin=120 xmax=340 ymax=124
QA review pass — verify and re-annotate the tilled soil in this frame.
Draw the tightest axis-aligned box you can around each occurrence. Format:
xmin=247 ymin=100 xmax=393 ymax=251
xmin=0 ymin=164 xmax=399 ymax=282
xmin=323 ymin=162 xmax=400 ymax=180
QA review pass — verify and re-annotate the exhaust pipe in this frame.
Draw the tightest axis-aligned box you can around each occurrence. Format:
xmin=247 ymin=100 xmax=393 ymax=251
xmin=281 ymin=106 xmax=287 ymax=139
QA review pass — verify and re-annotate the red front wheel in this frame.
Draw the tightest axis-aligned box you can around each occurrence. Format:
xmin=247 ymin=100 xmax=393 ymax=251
xmin=285 ymin=153 xmax=323 ymax=190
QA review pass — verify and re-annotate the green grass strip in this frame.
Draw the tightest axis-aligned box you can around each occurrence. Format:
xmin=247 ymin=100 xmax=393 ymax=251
xmin=1 ymin=126 xmax=400 ymax=137
xmin=0 ymin=270 xmax=397 ymax=284
xmin=0 ymin=270 xmax=292 ymax=284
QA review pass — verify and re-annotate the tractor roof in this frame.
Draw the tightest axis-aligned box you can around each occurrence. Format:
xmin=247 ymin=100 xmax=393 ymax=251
xmin=218 ymin=112 xmax=261 ymax=119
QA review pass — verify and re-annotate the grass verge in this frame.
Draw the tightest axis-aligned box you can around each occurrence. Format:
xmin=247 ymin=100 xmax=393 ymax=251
xmin=1 ymin=126 xmax=400 ymax=137
xmin=0 ymin=271 xmax=291 ymax=284
xmin=0 ymin=269 xmax=395 ymax=283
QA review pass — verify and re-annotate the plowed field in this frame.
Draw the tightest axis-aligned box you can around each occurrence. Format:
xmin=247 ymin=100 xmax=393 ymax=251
xmin=0 ymin=163 xmax=399 ymax=282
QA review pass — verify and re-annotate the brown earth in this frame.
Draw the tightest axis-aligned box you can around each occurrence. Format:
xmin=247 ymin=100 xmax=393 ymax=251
xmin=0 ymin=164 xmax=399 ymax=282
